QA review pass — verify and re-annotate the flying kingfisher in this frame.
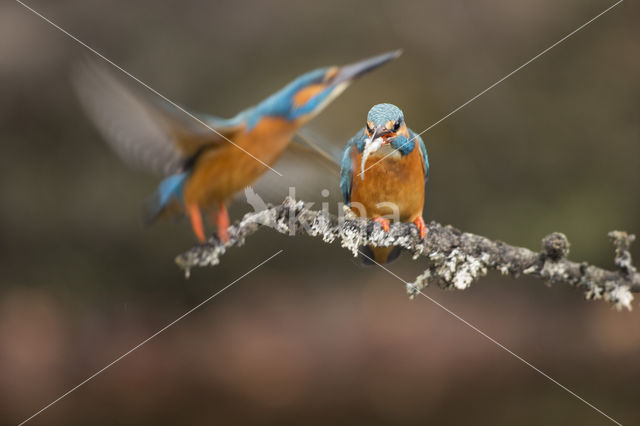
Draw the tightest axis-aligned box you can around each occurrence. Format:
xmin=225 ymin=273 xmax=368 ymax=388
xmin=75 ymin=51 xmax=401 ymax=243
xmin=340 ymin=103 xmax=429 ymax=264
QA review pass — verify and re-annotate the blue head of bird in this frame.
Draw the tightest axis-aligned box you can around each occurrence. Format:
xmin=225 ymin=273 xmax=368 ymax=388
xmin=366 ymin=103 xmax=407 ymax=143
xmin=247 ymin=51 xmax=402 ymax=130
xmin=358 ymin=103 xmax=411 ymax=179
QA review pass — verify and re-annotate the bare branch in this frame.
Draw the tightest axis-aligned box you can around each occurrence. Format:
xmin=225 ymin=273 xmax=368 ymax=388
xmin=176 ymin=197 xmax=639 ymax=311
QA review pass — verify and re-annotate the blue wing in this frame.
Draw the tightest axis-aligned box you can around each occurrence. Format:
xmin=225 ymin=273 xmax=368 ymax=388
xmin=340 ymin=128 xmax=367 ymax=205
xmin=409 ymin=129 xmax=429 ymax=182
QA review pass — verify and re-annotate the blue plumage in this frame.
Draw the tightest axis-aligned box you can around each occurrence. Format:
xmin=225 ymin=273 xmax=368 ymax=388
xmin=143 ymin=172 xmax=188 ymax=223
xmin=245 ymin=69 xmax=330 ymax=130
xmin=388 ymin=134 xmax=414 ymax=156
xmin=340 ymin=130 xmax=364 ymax=205
xmin=367 ymin=103 xmax=403 ymax=125
xmin=244 ymin=52 xmax=405 ymax=131
xmin=410 ymin=128 xmax=429 ymax=182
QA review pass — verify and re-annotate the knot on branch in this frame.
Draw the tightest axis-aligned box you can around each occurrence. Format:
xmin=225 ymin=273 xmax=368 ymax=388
xmin=408 ymin=248 xmax=490 ymax=298
xmin=542 ymin=232 xmax=570 ymax=261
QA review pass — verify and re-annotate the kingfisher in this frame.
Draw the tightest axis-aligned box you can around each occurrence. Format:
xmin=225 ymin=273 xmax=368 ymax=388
xmin=75 ymin=51 xmax=401 ymax=243
xmin=340 ymin=103 xmax=429 ymax=264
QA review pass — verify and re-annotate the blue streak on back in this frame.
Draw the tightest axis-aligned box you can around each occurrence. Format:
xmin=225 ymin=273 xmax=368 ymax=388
xmin=245 ymin=68 xmax=328 ymax=131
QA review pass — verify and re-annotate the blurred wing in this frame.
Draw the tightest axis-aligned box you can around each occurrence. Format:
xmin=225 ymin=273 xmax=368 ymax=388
xmin=238 ymin=129 xmax=342 ymax=207
xmin=73 ymin=60 xmax=245 ymax=176
xmin=294 ymin=128 xmax=343 ymax=167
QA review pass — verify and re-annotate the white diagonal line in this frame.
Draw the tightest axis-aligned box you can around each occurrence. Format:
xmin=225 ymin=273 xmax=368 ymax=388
xmin=15 ymin=0 xmax=283 ymax=177
xmin=17 ymin=250 xmax=284 ymax=426
xmin=360 ymin=0 xmax=623 ymax=178
xmin=358 ymin=250 xmax=622 ymax=425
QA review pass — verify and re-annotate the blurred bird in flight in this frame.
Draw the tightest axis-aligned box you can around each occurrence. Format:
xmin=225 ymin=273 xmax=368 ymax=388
xmin=75 ymin=51 xmax=401 ymax=242
xmin=340 ymin=103 xmax=429 ymax=264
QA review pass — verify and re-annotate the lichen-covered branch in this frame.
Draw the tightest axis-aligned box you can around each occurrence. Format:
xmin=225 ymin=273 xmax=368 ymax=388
xmin=175 ymin=197 xmax=639 ymax=311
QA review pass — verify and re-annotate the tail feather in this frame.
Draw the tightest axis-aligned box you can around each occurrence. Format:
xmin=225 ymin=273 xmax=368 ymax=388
xmin=142 ymin=172 xmax=188 ymax=225
xmin=358 ymin=245 xmax=402 ymax=265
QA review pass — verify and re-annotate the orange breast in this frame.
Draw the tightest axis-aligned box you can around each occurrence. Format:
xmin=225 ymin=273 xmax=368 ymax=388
xmin=184 ymin=117 xmax=297 ymax=210
xmin=349 ymin=145 xmax=425 ymax=222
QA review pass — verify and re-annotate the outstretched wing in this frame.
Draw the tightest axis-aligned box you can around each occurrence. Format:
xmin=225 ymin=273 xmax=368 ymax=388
xmin=340 ymin=128 xmax=367 ymax=205
xmin=409 ymin=129 xmax=429 ymax=182
xmin=73 ymin=60 xmax=245 ymax=176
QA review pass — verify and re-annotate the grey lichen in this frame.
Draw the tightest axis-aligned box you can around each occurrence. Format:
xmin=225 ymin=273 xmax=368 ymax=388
xmin=409 ymin=249 xmax=490 ymax=293
xmin=609 ymin=231 xmax=637 ymax=277
xmin=175 ymin=197 xmax=639 ymax=310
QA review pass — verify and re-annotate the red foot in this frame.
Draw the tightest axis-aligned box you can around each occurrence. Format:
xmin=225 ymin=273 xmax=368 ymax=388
xmin=216 ymin=204 xmax=230 ymax=243
xmin=413 ymin=216 xmax=427 ymax=239
xmin=187 ymin=204 xmax=206 ymax=243
xmin=372 ymin=216 xmax=390 ymax=232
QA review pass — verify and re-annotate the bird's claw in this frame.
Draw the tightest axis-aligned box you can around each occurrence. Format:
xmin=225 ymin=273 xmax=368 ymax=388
xmin=413 ymin=216 xmax=427 ymax=239
xmin=372 ymin=216 xmax=390 ymax=233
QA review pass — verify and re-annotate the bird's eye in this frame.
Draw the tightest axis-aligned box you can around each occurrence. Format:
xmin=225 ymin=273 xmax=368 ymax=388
xmin=393 ymin=120 xmax=401 ymax=131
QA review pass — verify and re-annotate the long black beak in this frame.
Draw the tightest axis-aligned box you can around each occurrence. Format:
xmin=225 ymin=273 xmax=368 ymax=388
xmin=333 ymin=50 xmax=402 ymax=86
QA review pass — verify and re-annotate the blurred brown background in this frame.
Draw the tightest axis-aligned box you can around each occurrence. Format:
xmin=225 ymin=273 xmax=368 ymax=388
xmin=1 ymin=0 xmax=639 ymax=425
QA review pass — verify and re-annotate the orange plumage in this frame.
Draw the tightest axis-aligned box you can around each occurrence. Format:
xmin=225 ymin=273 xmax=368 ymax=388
xmin=349 ymin=145 xmax=425 ymax=222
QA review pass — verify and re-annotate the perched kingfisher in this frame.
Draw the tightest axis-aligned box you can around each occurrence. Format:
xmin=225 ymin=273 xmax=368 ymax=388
xmin=340 ymin=103 xmax=429 ymax=264
xmin=75 ymin=51 xmax=401 ymax=242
